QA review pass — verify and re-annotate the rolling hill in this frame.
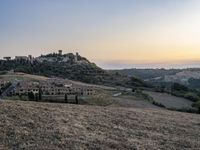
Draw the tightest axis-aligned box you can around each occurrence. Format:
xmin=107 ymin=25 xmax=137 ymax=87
xmin=0 ymin=52 xmax=148 ymax=88
xmin=115 ymin=68 xmax=200 ymax=89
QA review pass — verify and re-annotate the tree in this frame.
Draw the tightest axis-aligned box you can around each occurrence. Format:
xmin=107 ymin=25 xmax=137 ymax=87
xmin=193 ymin=101 xmax=200 ymax=113
xmin=130 ymin=77 xmax=147 ymax=87
xmin=65 ymin=94 xmax=68 ymax=103
xmin=35 ymin=93 xmax=39 ymax=101
xmin=28 ymin=92 xmax=35 ymax=101
xmin=172 ymin=83 xmax=188 ymax=92
xmin=75 ymin=95 xmax=78 ymax=104
xmin=184 ymin=92 xmax=200 ymax=102
xmin=39 ymin=88 xmax=42 ymax=101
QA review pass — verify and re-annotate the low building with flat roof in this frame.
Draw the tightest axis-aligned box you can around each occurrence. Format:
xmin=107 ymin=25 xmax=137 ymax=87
xmin=3 ymin=57 xmax=11 ymax=61
xmin=15 ymin=56 xmax=29 ymax=61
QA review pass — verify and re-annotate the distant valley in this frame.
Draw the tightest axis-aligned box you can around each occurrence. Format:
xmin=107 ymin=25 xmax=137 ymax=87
xmin=115 ymin=68 xmax=200 ymax=89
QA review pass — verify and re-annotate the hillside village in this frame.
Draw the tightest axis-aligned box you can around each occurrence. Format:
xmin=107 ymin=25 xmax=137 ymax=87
xmin=2 ymin=50 xmax=88 ymax=64
xmin=0 ymin=50 xmax=107 ymax=84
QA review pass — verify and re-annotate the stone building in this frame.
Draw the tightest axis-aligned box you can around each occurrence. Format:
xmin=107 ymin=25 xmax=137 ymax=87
xmin=3 ymin=57 xmax=11 ymax=61
xmin=15 ymin=56 xmax=29 ymax=61
xmin=13 ymin=78 xmax=96 ymax=97
xmin=58 ymin=50 xmax=63 ymax=55
xmin=14 ymin=81 xmax=39 ymax=95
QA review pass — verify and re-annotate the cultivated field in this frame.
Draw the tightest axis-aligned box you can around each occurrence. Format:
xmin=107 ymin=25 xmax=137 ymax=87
xmin=112 ymin=95 xmax=159 ymax=109
xmin=0 ymin=100 xmax=199 ymax=150
xmin=144 ymin=91 xmax=194 ymax=110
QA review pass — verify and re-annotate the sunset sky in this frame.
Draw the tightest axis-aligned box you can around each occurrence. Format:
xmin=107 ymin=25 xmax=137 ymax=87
xmin=1 ymin=0 xmax=200 ymax=69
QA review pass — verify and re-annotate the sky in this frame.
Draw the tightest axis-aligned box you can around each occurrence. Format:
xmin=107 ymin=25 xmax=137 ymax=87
xmin=1 ymin=0 xmax=200 ymax=69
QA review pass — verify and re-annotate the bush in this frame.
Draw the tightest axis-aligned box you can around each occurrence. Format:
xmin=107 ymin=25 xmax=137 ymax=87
xmin=169 ymin=108 xmax=199 ymax=114
xmin=152 ymin=101 xmax=166 ymax=108
xmin=0 ymin=71 xmax=7 ymax=75
xmin=28 ymin=92 xmax=35 ymax=101
xmin=184 ymin=92 xmax=200 ymax=102
xmin=172 ymin=83 xmax=188 ymax=91
xmin=155 ymin=85 xmax=165 ymax=93
xmin=130 ymin=77 xmax=147 ymax=87
xmin=193 ymin=101 xmax=200 ymax=113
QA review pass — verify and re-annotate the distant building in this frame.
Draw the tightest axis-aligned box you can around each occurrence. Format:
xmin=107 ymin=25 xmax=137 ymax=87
xmin=14 ymin=81 xmax=39 ymax=95
xmin=75 ymin=52 xmax=79 ymax=62
xmin=28 ymin=55 xmax=34 ymax=63
xmin=3 ymin=57 xmax=11 ymax=61
xmin=58 ymin=50 xmax=62 ymax=55
xmin=15 ymin=56 xmax=29 ymax=61
xmin=12 ymin=78 xmax=96 ymax=97
xmin=28 ymin=55 xmax=33 ymax=60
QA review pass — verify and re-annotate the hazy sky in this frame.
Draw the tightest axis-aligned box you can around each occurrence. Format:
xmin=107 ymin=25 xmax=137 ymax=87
xmin=1 ymin=0 xmax=200 ymax=69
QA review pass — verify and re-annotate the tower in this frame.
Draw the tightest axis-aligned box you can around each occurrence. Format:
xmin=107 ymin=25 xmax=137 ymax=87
xmin=58 ymin=50 xmax=62 ymax=55
xmin=75 ymin=52 xmax=79 ymax=62
xmin=28 ymin=55 xmax=32 ymax=60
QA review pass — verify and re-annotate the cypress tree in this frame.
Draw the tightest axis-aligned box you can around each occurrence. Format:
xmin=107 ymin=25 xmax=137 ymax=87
xmin=39 ymin=88 xmax=42 ymax=101
xmin=65 ymin=94 xmax=68 ymax=103
xmin=75 ymin=95 xmax=78 ymax=104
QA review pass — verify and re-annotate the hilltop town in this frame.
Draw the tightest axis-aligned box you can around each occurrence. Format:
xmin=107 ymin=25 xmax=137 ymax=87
xmin=2 ymin=50 xmax=89 ymax=64
xmin=0 ymin=50 xmax=104 ymax=103
xmin=0 ymin=50 xmax=109 ymax=84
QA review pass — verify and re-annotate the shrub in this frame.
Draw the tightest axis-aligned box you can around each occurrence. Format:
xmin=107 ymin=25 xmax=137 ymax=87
xmin=152 ymin=101 xmax=166 ymax=108
xmin=28 ymin=92 xmax=35 ymax=101
xmin=193 ymin=101 xmax=200 ymax=113
xmin=184 ymin=92 xmax=200 ymax=102
xmin=172 ymin=83 xmax=188 ymax=91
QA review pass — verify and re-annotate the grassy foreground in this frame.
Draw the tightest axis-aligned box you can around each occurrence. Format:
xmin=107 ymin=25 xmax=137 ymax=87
xmin=0 ymin=100 xmax=200 ymax=150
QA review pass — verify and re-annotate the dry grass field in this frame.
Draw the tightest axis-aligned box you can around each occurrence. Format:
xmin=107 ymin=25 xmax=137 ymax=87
xmin=0 ymin=100 xmax=200 ymax=150
xmin=0 ymin=73 xmax=49 ymax=82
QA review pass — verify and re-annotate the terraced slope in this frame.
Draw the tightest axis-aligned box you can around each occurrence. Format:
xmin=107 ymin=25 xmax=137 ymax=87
xmin=0 ymin=100 xmax=199 ymax=150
